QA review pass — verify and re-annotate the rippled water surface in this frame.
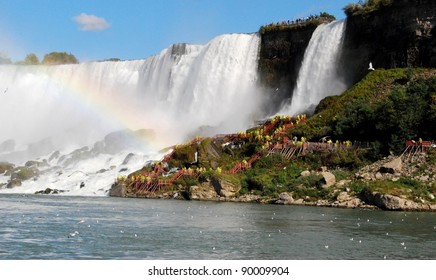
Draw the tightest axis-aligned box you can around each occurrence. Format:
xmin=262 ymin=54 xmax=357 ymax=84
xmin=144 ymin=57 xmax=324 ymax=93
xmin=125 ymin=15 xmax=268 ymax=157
xmin=0 ymin=194 xmax=435 ymax=259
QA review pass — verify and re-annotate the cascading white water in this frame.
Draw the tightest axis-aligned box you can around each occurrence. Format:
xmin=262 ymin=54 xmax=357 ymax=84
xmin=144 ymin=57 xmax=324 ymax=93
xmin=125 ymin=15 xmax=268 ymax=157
xmin=0 ymin=33 xmax=262 ymax=157
xmin=0 ymin=33 xmax=263 ymax=195
xmin=280 ymin=20 xmax=346 ymax=115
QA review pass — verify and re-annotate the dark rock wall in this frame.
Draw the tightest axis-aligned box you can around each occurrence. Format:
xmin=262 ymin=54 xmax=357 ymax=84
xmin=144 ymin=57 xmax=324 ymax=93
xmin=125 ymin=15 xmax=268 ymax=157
xmin=258 ymin=24 xmax=319 ymax=112
xmin=339 ymin=0 xmax=436 ymax=85
xmin=259 ymin=0 xmax=436 ymax=105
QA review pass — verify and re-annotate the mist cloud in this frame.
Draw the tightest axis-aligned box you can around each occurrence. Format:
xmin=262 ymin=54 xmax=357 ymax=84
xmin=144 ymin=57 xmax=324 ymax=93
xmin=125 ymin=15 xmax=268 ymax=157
xmin=73 ymin=13 xmax=111 ymax=31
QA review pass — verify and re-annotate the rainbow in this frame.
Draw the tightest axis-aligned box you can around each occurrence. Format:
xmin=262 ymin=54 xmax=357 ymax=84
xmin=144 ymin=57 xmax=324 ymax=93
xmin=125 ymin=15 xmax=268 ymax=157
xmin=41 ymin=62 xmax=169 ymax=152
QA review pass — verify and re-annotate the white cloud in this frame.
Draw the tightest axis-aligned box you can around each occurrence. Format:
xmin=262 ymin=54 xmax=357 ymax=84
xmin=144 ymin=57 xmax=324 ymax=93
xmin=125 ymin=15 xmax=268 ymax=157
xmin=73 ymin=13 xmax=111 ymax=31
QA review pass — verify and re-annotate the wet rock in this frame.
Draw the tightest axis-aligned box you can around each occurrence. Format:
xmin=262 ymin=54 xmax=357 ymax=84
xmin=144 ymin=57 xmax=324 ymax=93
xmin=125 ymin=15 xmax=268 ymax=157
xmin=109 ymin=182 xmax=126 ymax=197
xmin=35 ymin=188 xmax=65 ymax=195
xmin=122 ymin=153 xmax=135 ymax=165
xmin=0 ymin=162 xmax=14 ymax=174
xmin=25 ymin=160 xmax=48 ymax=168
xmin=275 ymin=192 xmax=294 ymax=204
xmin=48 ymin=151 xmax=61 ymax=162
xmin=7 ymin=179 xmax=22 ymax=188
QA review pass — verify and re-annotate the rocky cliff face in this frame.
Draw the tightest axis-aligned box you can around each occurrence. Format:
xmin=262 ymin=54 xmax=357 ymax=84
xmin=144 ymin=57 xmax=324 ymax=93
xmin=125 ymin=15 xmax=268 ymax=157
xmin=259 ymin=0 xmax=436 ymax=103
xmin=258 ymin=24 xmax=319 ymax=112
xmin=339 ymin=0 xmax=436 ymax=85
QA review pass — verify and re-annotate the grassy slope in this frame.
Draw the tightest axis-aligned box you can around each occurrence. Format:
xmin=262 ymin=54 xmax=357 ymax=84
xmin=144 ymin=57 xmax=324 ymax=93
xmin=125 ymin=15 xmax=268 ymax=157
xmin=121 ymin=68 xmax=436 ymax=205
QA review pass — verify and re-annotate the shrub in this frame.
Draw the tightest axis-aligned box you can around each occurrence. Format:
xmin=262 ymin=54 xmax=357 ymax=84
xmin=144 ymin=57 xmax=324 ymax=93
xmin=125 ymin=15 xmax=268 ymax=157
xmin=42 ymin=52 xmax=79 ymax=65
xmin=343 ymin=0 xmax=394 ymax=17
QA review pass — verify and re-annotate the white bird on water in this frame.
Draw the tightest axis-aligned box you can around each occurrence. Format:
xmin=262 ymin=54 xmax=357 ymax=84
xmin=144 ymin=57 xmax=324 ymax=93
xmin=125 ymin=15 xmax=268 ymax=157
xmin=68 ymin=231 xmax=79 ymax=238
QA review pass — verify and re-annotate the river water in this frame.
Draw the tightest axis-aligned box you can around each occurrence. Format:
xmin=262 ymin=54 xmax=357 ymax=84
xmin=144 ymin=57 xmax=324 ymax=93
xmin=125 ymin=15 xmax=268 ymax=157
xmin=0 ymin=194 xmax=435 ymax=260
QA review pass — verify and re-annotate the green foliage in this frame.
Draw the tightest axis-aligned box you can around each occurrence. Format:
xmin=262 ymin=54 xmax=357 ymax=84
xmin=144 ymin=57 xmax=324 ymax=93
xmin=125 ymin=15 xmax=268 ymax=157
xmin=101 ymin=58 xmax=121 ymax=62
xmin=168 ymin=144 xmax=197 ymax=168
xmin=173 ymin=175 xmax=199 ymax=188
xmin=343 ymin=0 xmax=394 ymax=17
xmin=259 ymin=12 xmax=334 ymax=35
xmin=14 ymin=167 xmax=37 ymax=181
xmin=17 ymin=53 xmax=40 ymax=65
xmin=427 ymin=149 xmax=436 ymax=165
xmin=351 ymin=178 xmax=433 ymax=202
xmin=331 ymin=169 xmax=352 ymax=181
xmin=42 ymin=52 xmax=79 ymax=65
xmin=289 ymin=68 xmax=436 ymax=156
xmin=252 ymin=153 xmax=287 ymax=169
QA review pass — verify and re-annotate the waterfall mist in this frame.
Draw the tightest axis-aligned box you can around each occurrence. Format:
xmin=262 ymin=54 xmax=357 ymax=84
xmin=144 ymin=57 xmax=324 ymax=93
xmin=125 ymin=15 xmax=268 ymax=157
xmin=0 ymin=33 xmax=265 ymax=162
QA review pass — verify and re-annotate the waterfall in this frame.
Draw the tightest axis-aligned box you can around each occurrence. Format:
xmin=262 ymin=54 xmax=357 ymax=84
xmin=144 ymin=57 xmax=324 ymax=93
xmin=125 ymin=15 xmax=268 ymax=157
xmin=0 ymin=33 xmax=262 ymax=158
xmin=280 ymin=20 xmax=346 ymax=115
xmin=0 ymin=33 xmax=263 ymax=195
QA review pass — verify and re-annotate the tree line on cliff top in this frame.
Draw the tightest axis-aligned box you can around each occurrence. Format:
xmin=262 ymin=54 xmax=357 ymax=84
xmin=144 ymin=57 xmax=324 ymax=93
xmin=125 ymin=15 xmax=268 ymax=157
xmin=344 ymin=0 xmax=394 ymax=16
xmin=0 ymin=52 xmax=79 ymax=65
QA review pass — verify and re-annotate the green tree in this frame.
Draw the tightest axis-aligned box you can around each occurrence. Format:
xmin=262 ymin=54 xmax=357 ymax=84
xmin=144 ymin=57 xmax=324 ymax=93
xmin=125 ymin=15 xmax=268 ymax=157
xmin=42 ymin=52 xmax=79 ymax=65
xmin=23 ymin=53 xmax=40 ymax=65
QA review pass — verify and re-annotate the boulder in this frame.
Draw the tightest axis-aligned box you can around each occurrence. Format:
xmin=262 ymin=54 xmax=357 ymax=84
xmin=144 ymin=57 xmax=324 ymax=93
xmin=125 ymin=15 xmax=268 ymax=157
xmin=300 ymin=170 xmax=311 ymax=177
xmin=238 ymin=194 xmax=261 ymax=203
xmin=337 ymin=191 xmax=350 ymax=203
xmin=321 ymin=172 xmax=336 ymax=188
xmin=189 ymin=184 xmax=218 ymax=200
xmin=7 ymin=179 xmax=22 ymax=189
xmin=211 ymin=177 xmax=240 ymax=198
xmin=275 ymin=192 xmax=294 ymax=204
xmin=35 ymin=188 xmax=64 ymax=195
xmin=109 ymin=182 xmax=126 ymax=197
xmin=362 ymin=191 xmax=422 ymax=210
xmin=375 ymin=172 xmax=384 ymax=180
xmin=380 ymin=157 xmax=402 ymax=174
xmin=419 ymin=175 xmax=429 ymax=182
xmin=346 ymin=198 xmax=362 ymax=208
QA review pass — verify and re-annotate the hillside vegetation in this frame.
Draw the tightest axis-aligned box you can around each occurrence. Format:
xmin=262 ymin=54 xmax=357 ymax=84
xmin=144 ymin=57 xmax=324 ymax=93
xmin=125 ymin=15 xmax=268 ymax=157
xmin=290 ymin=68 xmax=436 ymax=155
xmin=112 ymin=68 xmax=436 ymax=209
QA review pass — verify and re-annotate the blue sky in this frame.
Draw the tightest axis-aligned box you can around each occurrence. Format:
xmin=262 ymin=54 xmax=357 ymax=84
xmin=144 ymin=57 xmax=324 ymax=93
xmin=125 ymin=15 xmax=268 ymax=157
xmin=1 ymin=0 xmax=353 ymax=62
